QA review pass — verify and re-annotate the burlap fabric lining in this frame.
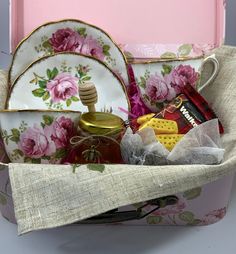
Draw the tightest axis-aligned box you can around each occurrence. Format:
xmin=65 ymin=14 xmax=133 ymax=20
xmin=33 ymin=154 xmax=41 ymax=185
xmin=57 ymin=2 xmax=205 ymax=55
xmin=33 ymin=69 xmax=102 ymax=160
xmin=0 ymin=46 xmax=235 ymax=234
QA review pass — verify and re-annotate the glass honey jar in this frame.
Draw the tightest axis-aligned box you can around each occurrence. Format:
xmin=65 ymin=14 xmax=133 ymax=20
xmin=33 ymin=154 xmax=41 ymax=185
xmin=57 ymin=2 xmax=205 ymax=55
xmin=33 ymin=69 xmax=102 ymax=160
xmin=63 ymin=112 xmax=125 ymax=164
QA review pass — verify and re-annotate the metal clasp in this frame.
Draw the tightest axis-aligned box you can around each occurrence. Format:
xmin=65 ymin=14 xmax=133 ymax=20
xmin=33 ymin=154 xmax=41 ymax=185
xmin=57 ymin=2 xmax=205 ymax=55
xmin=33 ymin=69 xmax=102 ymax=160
xmin=77 ymin=195 xmax=179 ymax=224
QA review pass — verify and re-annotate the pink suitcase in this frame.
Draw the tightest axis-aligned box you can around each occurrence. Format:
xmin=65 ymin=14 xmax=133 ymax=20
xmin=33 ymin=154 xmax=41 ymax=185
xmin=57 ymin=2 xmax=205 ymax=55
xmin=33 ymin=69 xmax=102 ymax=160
xmin=10 ymin=0 xmax=225 ymax=55
xmin=0 ymin=0 xmax=233 ymax=226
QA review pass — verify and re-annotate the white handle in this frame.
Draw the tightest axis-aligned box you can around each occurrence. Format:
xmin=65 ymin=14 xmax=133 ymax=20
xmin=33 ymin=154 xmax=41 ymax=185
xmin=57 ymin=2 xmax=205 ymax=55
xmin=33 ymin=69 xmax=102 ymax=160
xmin=198 ymin=54 xmax=220 ymax=93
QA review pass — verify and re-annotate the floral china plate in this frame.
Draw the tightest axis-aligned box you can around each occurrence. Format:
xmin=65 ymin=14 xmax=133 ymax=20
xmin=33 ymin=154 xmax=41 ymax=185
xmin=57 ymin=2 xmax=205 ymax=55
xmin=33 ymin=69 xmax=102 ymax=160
xmin=9 ymin=19 xmax=129 ymax=86
xmin=7 ymin=53 xmax=130 ymax=120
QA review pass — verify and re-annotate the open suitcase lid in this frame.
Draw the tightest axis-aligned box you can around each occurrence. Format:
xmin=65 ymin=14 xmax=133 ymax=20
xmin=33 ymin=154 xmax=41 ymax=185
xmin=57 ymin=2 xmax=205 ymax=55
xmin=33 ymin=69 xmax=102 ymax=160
xmin=10 ymin=0 xmax=226 ymax=57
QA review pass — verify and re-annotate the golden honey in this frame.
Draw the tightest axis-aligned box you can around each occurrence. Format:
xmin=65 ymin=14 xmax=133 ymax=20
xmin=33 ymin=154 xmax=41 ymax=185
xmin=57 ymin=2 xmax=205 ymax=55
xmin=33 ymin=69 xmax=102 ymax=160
xmin=65 ymin=112 xmax=125 ymax=164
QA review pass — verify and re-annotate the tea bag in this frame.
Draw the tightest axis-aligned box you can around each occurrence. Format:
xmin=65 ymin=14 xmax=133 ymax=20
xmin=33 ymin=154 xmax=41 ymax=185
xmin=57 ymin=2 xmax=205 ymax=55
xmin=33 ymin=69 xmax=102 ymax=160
xmin=120 ymin=127 xmax=144 ymax=165
xmin=167 ymin=119 xmax=225 ymax=165
xmin=120 ymin=127 xmax=169 ymax=165
xmin=121 ymin=120 xmax=224 ymax=166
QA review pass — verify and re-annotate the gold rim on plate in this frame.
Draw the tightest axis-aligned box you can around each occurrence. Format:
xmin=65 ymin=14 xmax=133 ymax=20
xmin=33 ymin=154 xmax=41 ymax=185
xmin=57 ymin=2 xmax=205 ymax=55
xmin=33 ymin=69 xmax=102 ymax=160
xmin=8 ymin=18 xmax=130 ymax=87
xmin=130 ymin=55 xmax=204 ymax=65
xmin=6 ymin=52 xmax=131 ymax=113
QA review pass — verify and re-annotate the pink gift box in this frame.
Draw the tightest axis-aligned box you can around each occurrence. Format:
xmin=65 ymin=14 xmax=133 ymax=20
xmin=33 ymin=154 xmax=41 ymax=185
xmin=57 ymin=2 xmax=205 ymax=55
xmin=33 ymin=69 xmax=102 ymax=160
xmin=10 ymin=0 xmax=225 ymax=57
xmin=1 ymin=0 xmax=233 ymax=227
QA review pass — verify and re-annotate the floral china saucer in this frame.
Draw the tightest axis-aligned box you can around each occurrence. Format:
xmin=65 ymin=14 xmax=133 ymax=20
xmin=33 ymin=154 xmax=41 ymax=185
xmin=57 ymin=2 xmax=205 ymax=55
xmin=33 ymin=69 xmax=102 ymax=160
xmin=7 ymin=53 xmax=130 ymax=120
xmin=9 ymin=19 xmax=129 ymax=86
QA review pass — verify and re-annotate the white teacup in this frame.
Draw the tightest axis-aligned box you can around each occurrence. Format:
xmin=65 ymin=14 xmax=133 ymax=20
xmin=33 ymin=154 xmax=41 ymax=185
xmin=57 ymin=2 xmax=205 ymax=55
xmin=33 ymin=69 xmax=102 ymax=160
xmin=131 ymin=55 xmax=219 ymax=112
xmin=0 ymin=110 xmax=81 ymax=164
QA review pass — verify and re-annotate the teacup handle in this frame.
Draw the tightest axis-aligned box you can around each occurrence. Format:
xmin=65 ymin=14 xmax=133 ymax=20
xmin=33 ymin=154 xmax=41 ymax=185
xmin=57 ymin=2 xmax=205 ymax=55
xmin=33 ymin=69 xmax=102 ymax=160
xmin=198 ymin=54 xmax=220 ymax=93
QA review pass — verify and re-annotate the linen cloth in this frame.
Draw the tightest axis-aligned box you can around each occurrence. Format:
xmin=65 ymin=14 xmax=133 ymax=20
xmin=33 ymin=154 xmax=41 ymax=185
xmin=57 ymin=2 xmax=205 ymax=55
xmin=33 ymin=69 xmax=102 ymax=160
xmin=1 ymin=45 xmax=236 ymax=234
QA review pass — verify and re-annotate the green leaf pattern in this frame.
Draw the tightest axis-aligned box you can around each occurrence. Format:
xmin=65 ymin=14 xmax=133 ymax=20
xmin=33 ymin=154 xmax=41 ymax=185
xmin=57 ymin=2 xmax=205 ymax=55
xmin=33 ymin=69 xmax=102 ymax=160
xmin=87 ymin=164 xmax=105 ymax=173
xmin=160 ymin=44 xmax=193 ymax=59
xmin=146 ymin=216 xmax=163 ymax=224
xmin=145 ymin=187 xmax=203 ymax=225
xmin=42 ymin=115 xmax=54 ymax=126
xmin=178 ymin=44 xmax=192 ymax=57
xmin=179 ymin=211 xmax=195 ymax=222
xmin=160 ymin=52 xmax=177 ymax=59
xmin=183 ymin=187 xmax=202 ymax=200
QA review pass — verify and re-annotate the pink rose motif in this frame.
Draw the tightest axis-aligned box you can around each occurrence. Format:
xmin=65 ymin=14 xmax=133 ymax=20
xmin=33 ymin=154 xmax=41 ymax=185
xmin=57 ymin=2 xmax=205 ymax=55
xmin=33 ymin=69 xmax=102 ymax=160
xmin=49 ymin=28 xmax=83 ymax=52
xmin=46 ymin=73 xmax=79 ymax=103
xmin=44 ymin=116 xmax=75 ymax=149
xmin=18 ymin=125 xmax=56 ymax=159
xmin=192 ymin=44 xmax=215 ymax=56
xmin=145 ymin=74 xmax=176 ymax=103
xmin=79 ymin=36 xmax=105 ymax=61
xmin=165 ymin=65 xmax=199 ymax=94
xmin=201 ymin=207 xmax=226 ymax=225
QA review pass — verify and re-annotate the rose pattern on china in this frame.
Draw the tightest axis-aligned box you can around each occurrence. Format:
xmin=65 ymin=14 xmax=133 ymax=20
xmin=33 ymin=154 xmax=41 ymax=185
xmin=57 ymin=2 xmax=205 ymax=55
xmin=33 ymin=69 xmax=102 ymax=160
xmin=79 ymin=35 xmax=105 ymax=61
xmin=145 ymin=73 xmax=176 ymax=103
xmin=30 ymin=63 xmax=91 ymax=109
xmin=18 ymin=125 xmax=56 ymax=159
xmin=49 ymin=28 xmax=83 ymax=53
xmin=137 ymin=63 xmax=199 ymax=110
xmin=35 ymin=27 xmax=111 ymax=62
xmin=164 ymin=64 xmax=199 ymax=94
xmin=44 ymin=116 xmax=75 ymax=149
xmin=129 ymin=44 xmax=214 ymax=116
xmin=1 ymin=115 xmax=75 ymax=164
xmin=46 ymin=73 xmax=79 ymax=103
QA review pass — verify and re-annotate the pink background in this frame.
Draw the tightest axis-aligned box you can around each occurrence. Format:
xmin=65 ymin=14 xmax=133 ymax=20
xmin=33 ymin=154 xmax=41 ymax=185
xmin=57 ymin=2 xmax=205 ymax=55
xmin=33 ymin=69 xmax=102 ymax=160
xmin=10 ymin=0 xmax=225 ymax=51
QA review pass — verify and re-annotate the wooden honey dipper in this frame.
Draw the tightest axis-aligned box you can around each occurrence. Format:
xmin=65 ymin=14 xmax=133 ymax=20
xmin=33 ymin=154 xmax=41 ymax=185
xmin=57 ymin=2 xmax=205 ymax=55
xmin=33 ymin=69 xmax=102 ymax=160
xmin=79 ymin=82 xmax=98 ymax=112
